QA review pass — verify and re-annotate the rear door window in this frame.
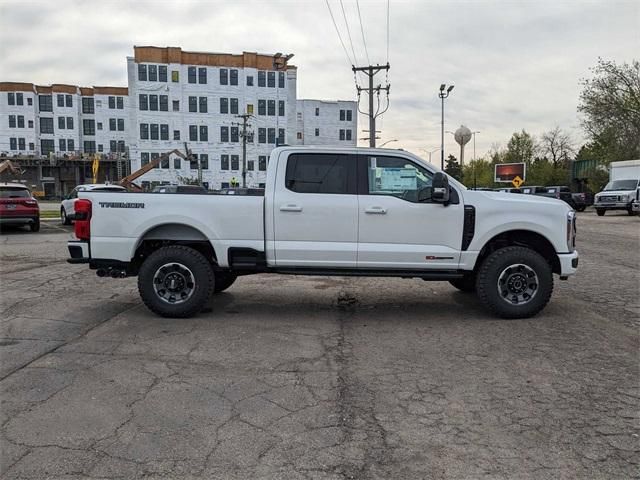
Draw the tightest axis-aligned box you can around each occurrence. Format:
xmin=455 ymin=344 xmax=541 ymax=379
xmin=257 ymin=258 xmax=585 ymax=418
xmin=285 ymin=153 xmax=356 ymax=194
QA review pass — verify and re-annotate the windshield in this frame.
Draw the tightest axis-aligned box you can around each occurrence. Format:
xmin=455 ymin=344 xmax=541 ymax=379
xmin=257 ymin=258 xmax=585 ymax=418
xmin=603 ymin=179 xmax=639 ymax=191
xmin=0 ymin=187 xmax=30 ymax=198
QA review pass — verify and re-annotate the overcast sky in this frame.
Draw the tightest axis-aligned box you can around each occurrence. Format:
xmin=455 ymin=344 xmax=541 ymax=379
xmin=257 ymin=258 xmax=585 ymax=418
xmin=0 ymin=0 xmax=637 ymax=159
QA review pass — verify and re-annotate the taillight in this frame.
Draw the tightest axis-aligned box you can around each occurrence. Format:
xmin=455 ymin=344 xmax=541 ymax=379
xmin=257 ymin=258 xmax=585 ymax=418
xmin=24 ymin=199 xmax=38 ymax=207
xmin=74 ymin=199 xmax=92 ymax=240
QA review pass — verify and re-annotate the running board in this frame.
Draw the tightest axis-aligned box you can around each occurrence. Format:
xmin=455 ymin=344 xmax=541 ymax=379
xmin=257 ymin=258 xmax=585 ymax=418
xmin=269 ymin=267 xmax=465 ymax=280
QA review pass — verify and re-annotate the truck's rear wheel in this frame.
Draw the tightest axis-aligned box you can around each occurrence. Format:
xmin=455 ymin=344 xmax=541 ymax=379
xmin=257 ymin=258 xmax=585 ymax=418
xmin=476 ymin=246 xmax=553 ymax=319
xmin=449 ymin=273 xmax=476 ymax=293
xmin=214 ymin=271 xmax=237 ymax=293
xmin=138 ymin=246 xmax=214 ymax=318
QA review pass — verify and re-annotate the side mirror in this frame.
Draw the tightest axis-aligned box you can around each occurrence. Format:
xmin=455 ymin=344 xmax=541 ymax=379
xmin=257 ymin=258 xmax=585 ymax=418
xmin=431 ymin=172 xmax=450 ymax=204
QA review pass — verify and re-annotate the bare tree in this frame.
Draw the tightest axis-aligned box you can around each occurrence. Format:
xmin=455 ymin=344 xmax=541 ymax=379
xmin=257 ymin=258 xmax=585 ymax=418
xmin=540 ymin=126 xmax=575 ymax=166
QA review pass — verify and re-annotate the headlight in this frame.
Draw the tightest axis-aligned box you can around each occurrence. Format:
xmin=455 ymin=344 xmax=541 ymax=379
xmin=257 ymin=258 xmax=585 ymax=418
xmin=566 ymin=211 xmax=576 ymax=251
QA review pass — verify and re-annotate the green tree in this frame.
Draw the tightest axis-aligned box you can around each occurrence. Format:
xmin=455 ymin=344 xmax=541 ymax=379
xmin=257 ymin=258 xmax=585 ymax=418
xmin=505 ymin=130 xmax=536 ymax=165
xmin=444 ymin=154 xmax=462 ymax=181
xmin=578 ymin=58 xmax=640 ymax=163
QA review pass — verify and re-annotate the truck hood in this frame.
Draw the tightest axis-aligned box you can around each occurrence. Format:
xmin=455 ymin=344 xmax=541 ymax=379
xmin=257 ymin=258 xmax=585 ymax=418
xmin=462 ymin=190 xmax=571 ymax=210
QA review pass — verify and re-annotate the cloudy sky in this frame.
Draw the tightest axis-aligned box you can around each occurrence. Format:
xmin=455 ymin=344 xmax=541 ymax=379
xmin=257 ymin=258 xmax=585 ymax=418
xmin=0 ymin=0 xmax=637 ymax=159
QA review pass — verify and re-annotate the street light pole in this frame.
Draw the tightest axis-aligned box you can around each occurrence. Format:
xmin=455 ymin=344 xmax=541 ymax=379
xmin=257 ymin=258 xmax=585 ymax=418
xmin=472 ymin=131 xmax=480 ymax=190
xmin=439 ymin=84 xmax=454 ymax=170
xmin=379 ymin=139 xmax=398 ymax=147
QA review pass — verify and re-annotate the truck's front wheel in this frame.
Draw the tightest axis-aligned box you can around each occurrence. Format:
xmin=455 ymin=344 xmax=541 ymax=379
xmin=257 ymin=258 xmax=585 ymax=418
xmin=476 ymin=246 xmax=553 ymax=319
xmin=138 ymin=246 xmax=214 ymax=318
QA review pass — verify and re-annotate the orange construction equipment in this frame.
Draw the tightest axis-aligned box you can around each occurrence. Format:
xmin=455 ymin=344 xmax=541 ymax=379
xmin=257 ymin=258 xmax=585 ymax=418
xmin=0 ymin=159 xmax=22 ymax=176
xmin=119 ymin=149 xmax=187 ymax=191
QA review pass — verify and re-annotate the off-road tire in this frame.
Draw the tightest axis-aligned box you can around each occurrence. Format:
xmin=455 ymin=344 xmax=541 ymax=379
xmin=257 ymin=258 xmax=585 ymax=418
xmin=627 ymin=207 xmax=636 ymax=216
xmin=61 ymin=208 xmax=71 ymax=225
xmin=30 ymin=219 xmax=40 ymax=232
xmin=476 ymin=246 xmax=553 ymax=319
xmin=449 ymin=273 xmax=476 ymax=293
xmin=138 ymin=245 xmax=214 ymax=318
xmin=596 ymin=209 xmax=605 ymax=216
xmin=213 ymin=271 xmax=237 ymax=293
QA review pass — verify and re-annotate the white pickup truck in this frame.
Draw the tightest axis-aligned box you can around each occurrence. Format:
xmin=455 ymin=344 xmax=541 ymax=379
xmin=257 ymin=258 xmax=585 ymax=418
xmin=67 ymin=147 xmax=578 ymax=319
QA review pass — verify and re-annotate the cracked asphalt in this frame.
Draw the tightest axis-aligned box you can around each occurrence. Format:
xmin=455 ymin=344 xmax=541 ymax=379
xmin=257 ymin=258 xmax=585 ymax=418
xmin=1 ymin=211 xmax=639 ymax=479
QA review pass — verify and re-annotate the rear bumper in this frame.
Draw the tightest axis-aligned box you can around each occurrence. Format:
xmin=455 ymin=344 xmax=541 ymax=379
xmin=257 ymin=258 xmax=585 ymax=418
xmin=67 ymin=240 xmax=90 ymax=264
xmin=557 ymin=250 xmax=579 ymax=277
xmin=0 ymin=216 xmax=38 ymax=225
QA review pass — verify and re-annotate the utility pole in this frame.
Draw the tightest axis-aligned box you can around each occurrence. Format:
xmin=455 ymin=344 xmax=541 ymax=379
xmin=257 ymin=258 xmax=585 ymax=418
xmin=353 ymin=64 xmax=390 ymax=148
xmin=439 ymin=84 xmax=454 ymax=170
xmin=233 ymin=114 xmax=252 ymax=188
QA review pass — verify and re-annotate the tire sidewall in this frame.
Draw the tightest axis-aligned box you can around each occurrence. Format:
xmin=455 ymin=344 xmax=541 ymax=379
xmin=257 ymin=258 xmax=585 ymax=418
xmin=476 ymin=246 xmax=553 ymax=319
xmin=138 ymin=246 xmax=214 ymax=318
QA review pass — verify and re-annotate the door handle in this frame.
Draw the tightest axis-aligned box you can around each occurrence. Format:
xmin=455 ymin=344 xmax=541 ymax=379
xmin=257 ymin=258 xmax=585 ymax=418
xmin=365 ymin=206 xmax=387 ymax=214
xmin=280 ymin=204 xmax=303 ymax=212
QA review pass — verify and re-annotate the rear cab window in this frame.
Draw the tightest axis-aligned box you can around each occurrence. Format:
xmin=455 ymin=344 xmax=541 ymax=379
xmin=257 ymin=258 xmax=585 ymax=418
xmin=285 ymin=153 xmax=356 ymax=194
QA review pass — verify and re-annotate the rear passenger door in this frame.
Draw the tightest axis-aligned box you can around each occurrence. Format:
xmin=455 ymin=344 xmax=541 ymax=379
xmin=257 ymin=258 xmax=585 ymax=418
xmin=273 ymin=152 xmax=358 ymax=267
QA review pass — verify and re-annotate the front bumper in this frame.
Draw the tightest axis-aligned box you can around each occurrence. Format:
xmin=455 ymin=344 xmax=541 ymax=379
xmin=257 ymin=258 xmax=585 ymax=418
xmin=595 ymin=200 xmax=632 ymax=210
xmin=557 ymin=250 xmax=579 ymax=277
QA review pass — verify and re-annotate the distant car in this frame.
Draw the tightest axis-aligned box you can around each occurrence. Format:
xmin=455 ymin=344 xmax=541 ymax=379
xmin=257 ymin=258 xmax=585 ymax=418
xmin=61 ymin=184 xmax=126 ymax=225
xmin=520 ymin=186 xmax=547 ymax=195
xmin=219 ymin=188 xmax=265 ymax=196
xmin=0 ymin=183 xmax=40 ymax=232
xmin=152 ymin=185 xmax=208 ymax=194
xmin=543 ymin=186 xmax=579 ymax=210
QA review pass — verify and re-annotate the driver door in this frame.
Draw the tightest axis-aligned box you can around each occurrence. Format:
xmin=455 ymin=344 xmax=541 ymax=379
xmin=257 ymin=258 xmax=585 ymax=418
xmin=357 ymin=154 xmax=464 ymax=269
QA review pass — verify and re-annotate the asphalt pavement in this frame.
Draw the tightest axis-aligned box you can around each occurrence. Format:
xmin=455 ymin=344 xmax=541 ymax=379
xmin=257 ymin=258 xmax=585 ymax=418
xmin=0 ymin=210 xmax=638 ymax=479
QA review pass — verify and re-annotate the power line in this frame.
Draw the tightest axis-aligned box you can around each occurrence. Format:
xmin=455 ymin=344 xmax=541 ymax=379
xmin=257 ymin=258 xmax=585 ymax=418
xmin=386 ymin=0 xmax=390 ymax=65
xmin=325 ymin=0 xmax=354 ymax=67
xmin=339 ymin=0 xmax=360 ymax=69
xmin=355 ymin=0 xmax=370 ymax=65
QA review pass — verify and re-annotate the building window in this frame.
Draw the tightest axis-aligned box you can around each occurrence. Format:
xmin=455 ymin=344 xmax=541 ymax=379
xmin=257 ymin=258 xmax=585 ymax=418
xmin=297 ymin=132 xmax=303 ymax=140
xmin=149 ymin=94 xmax=158 ymax=111
xmin=148 ymin=65 xmax=158 ymax=81
xmin=117 ymin=140 xmax=125 ymax=153
xmin=27 ymin=98 xmax=33 ymax=106
xmin=82 ymin=97 xmax=94 ymax=114
xmin=189 ymin=125 xmax=198 ymax=141
xmin=315 ymin=128 xmax=320 ymax=136
xmin=65 ymin=95 xmax=72 ymax=107
xmin=220 ymin=126 xmax=229 ymax=142
xmin=199 ymin=125 xmax=208 ymax=142
xmin=39 ymin=95 xmax=53 ymax=112
xmin=189 ymin=96 xmax=197 ymax=113
xmin=98 ymin=144 xmax=104 ymax=152
xmin=9 ymin=138 xmax=17 ymax=150
xmin=221 ymin=155 xmax=229 ymax=170
xmin=267 ymin=71 xmax=275 ymax=88
xmin=339 ymin=129 xmax=345 ymax=141
xmin=40 ymin=117 xmax=54 ymax=134
xmin=199 ymin=96 xmax=207 ymax=113
xmin=140 ymin=123 xmax=149 ymax=140
xmin=96 ymin=99 xmax=102 ymax=108
xmin=67 ymin=117 xmax=73 ymax=129
xmin=340 ymin=109 xmax=345 ymax=121
xmin=230 ymin=126 xmax=239 ymax=143
xmin=110 ymin=140 xmax=117 ymax=152
xmin=160 ymin=95 xmax=168 ymax=112
xmin=83 ymin=119 xmax=95 ymax=135
xmin=59 ymin=139 xmax=67 ymax=151
xmin=346 ymin=129 xmax=352 ymax=141
xmin=141 ymin=152 xmax=149 ymax=166
xmin=83 ymin=141 xmax=96 ymax=153
xmin=16 ymin=93 xmax=23 ymax=105
xmin=41 ymin=139 xmax=55 ymax=155
xmin=278 ymin=100 xmax=285 ymax=117
xmin=267 ymin=100 xmax=275 ymax=116
xmin=258 ymin=71 xmax=266 ymax=87
xmin=97 ymin=122 xmax=103 ymax=130
xmin=230 ymin=98 xmax=238 ymax=115
xmin=172 ymin=70 xmax=179 ymax=82
xmin=246 ymin=75 xmax=254 ymax=86
xmin=109 ymin=96 xmax=116 ymax=109
xmin=172 ymin=100 xmax=179 ymax=111
xmin=315 ymin=107 xmax=319 ymax=116
xmin=220 ymin=97 xmax=228 ymax=114
xmin=258 ymin=128 xmax=266 ymax=144
xmin=174 ymin=157 xmax=181 ymax=169
xmin=17 ymin=116 xmax=24 ymax=128
xmin=160 ymin=124 xmax=169 ymax=140
xmin=139 ymin=94 xmax=148 ymax=110
xmin=247 ymin=104 xmax=254 ymax=115
xmin=248 ymin=160 xmax=254 ymax=171
xmin=268 ymin=128 xmax=276 ymax=144
xmin=188 ymin=66 xmax=196 ymax=84
xmin=198 ymin=67 xmax=207 ymax=84
xmin=278 ymin=128 xmax=285 ymax=145
xmin=189 ymin=154 xmax=198 ymax=170
xmin=259 ymin=155 xmax=267 ymax=171
xmin=138 ymin=64 xmax=147 ymax=81
xmin=230 ymin=69 xmax=238 ymax=86
xmin=346 ymin=110 xmax=352 ymax=121
xmin=67 ymin=139 xmax=74 ymax=151
xmin=7 ymin=93 xmax=15 ymax=105
xmin=8 ymin=115 xmax=16 ymax=128
xmin=150 ymin=123 xmax=159 ymax=140
xmin=220 ymin=68 xmax=228 ymax=85
xmin=200 ymin=154 xmax=209 ymax=169
xmin=117 ymin=96 xmax=124 ymax=109
xmin=29 ymin=142 xmax=35 ymax=150
xmin=28 ymin=120 xmax=33 ymax=128
xmin=278 ymin=72 xmax=285 ymax=88
xmin=258 ymin=100 xmax=266 ymax=116
xmin=58 ymin=94 xmax=65 ymax=107
xmin=16 ymin=138 xmax=24 ymax=151
xmin=159 ymin=65 xmax=168 ymax=82
xmin=231 ymin=155 xmax=239 ymax=170
xmin=172 ymin=129 xmax=180 ymax=140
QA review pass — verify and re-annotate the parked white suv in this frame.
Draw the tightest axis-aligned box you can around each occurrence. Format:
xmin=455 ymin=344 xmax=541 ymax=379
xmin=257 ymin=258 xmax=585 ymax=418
xmin=61 ymin=184 xmax=126 ymax=224
xmin=67 ymin=147 xmax=578 ymax=319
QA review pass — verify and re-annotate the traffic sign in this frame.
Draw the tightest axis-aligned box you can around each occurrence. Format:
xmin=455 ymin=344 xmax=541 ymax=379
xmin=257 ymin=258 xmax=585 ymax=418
xmin=512 ymin=175 xmax=523 ymax=188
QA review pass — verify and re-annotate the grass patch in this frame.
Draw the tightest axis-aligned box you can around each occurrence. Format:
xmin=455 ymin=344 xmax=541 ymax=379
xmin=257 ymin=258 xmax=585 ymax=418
xmin=40 ymin=210 xmax=60 ymax=219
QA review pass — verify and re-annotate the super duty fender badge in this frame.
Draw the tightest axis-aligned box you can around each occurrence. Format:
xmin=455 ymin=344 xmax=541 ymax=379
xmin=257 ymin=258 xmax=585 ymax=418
xmin=98 ymin=202 xmax=145 ymax=209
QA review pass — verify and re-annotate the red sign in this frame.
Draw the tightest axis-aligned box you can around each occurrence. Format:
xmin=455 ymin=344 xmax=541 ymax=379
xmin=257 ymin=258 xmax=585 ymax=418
xmin=494 ymin=163 xmax=526 ymax=183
